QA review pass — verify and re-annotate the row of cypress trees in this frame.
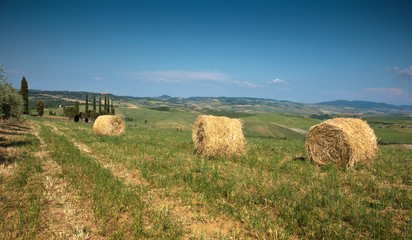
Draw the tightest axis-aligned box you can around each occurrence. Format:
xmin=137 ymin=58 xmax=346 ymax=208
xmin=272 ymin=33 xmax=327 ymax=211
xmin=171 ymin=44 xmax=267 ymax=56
xmin=85 ymin=93 xmax=115 ymax=118
xmin=19 ymin=74 xmax=115 ymax=120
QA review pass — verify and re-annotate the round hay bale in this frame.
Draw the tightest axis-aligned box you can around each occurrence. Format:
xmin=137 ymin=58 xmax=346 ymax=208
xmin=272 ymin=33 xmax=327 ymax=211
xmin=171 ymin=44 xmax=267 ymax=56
xmin=192 ymin=115 xmax=245 ymax=158
xmin=93 ymin=115 xmax=125 ymax=136
xmin=305 ymin=118 xmax=377 ymax=168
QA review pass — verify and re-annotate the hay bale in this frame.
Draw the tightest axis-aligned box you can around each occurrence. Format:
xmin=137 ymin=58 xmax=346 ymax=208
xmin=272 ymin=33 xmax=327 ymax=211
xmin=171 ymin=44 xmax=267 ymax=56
xmin=93 ymin=115 xmax=125 ymax=136
xmin=192 ymin=115 xmax=245 ymax=158
xmin=305 ymin=118 xmax=377 ymax=168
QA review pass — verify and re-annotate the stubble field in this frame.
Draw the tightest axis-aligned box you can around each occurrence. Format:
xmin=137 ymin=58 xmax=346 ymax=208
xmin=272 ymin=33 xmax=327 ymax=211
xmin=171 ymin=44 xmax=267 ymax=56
xmin=0 ymin=116 xmax=410 ymax=239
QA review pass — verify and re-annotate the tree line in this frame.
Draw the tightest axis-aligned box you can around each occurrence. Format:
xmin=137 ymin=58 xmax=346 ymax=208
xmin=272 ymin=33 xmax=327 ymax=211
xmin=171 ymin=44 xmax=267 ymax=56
xmin=0 ymin=64 xmax=115 ymax=121
xmin=63 ymin=93 xmax=116 ymax=122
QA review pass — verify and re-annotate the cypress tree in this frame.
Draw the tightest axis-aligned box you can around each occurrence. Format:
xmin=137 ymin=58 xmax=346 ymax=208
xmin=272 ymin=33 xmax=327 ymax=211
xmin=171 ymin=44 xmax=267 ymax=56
xmin=20 ymin=76 xmax=29 ymax=114
xmin=99 ymin=97 xmax=102 ymax=114
xmin=107 ymin=96 xmax=110 ymax=112
xmin=85 ymin=93 xmax=89 ymax=118
xmin=75 ymin=101 xmax=79 ymax=115
xmin=104 ymin=96 xmax=107 ymax=112
xmin=93 ymin=95 xmax=96 ymax=111
xmin=111 ymin=101 xmax=114 ymax=115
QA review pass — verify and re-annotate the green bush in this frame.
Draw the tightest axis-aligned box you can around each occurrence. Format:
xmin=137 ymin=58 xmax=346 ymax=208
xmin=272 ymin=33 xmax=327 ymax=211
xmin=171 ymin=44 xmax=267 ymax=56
xmin=0 ymin=65 xmax=23 ymax=119
xmin=36 ymin=100 xmax=44 ymax=116
xmin=89 ymin=110 xmax=100 ymax=119
xmin=64 ymin=106 xmax=77 ymax=120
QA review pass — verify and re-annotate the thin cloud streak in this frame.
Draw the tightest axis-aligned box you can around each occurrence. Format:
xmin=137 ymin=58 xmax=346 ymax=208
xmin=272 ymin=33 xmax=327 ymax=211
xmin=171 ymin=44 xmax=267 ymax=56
xmin=123 ymin=70 xmax=262 ymax=87
xmin=362 ymin=87 xmax=411 ymax=105
xmin=232 ymin=80 xmax=264 ymax=88
xmin=126 ymin=70 xmax=230 ymax=83
xmin=386 ymin=66 xmax=412 ymax=83
xmin=364 ymin=87 xmax=408 ymax=97
xmin=267 ymin=78 xmax=288 ymax=85
xmin=5 ymin=69 xmax=24 ymax=75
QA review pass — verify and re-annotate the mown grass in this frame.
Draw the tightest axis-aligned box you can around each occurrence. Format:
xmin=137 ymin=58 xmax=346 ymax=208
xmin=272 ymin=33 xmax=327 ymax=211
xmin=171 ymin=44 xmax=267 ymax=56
xmin=34 ymin=117 xmax=185 ymax=239
xmin=0 ymin=121 xmax=44 ymax=239
xmin=48 ymin=117 xmax=411 ymax=239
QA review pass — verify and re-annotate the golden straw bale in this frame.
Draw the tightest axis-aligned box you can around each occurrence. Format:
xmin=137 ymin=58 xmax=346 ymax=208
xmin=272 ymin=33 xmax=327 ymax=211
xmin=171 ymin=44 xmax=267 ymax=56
xmin=93 ymin=115 xmax=125 ymax=136
xmin=305 ymin=118 xmax=377 ymax=168
xmin=192 ymin=115 xmax=245 ymax=158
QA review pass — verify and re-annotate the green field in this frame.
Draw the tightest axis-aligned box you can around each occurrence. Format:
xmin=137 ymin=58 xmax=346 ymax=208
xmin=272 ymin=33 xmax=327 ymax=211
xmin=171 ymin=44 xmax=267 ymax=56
xmin=366 ymin=117 xmax=412 ymax=144
xmin=116 ymin=107 xmax=318 ymax=140
xmin=0 ymin=115 xmax=410 ymax=239
xmin=116 ymin=107 xmax=412 ymax=144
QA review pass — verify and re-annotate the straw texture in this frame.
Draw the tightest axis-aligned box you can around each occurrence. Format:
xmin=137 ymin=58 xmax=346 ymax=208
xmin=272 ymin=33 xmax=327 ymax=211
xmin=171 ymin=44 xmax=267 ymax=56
xmin=305 ymin=118 xmax=377 ymax=168
xmin=93 ymin=115 xmax=125 ymax=136
xmin=192 ymin=115 xmax=245 ymax=158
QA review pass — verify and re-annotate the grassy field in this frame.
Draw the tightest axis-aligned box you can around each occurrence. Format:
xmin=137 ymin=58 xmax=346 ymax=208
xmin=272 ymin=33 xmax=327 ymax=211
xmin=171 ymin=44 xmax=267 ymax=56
xmin=116 ymin=107 xmax=317 ymax=140
xmin=116 ymin=107 xmax=412 ymax=144
xmin=366 ymin=117 xmax=412 ymax=144
xmin=1 ymin=116 xmax=410 ymax=239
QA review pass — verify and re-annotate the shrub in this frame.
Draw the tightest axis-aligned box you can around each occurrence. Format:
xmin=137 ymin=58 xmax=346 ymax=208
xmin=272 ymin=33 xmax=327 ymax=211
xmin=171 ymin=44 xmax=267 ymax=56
xmin=89 ymin=110 xmax=100 ymax=120
xmin=0 ymin=65 xmax=23 ymax=119
xmin=64 ymin=107 xmax=77 ymax=120
xmin=36 ymin=100 xmax=44 ymax=116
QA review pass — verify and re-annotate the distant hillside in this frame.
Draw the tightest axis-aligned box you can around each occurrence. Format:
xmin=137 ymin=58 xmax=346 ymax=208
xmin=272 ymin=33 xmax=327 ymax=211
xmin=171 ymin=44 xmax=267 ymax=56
xmin=317 ymin=100 xmax=412 ymax=114
xmin=28 ymin=89 xmax=412 ymax=115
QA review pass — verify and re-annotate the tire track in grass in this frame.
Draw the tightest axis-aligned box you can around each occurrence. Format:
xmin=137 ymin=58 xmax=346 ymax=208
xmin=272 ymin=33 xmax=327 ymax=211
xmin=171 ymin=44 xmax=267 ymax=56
xmin=39 ymin=121 xmax=164 ymax=238
xmin=32 ymin=122 xmax=101 ymax=239
xmin=0 ymin=120 xmax=40 ymax=239
xmin=46 ymin=121 xmax=252 ymax=239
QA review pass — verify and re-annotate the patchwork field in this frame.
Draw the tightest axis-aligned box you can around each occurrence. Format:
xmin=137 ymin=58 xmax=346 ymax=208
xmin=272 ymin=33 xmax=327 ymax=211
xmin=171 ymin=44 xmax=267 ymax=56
xmin=0 ymin=115 xmax=410 ymax=239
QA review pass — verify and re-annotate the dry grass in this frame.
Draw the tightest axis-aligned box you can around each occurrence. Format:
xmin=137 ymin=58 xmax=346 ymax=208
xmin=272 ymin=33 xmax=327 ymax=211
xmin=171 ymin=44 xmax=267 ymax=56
xmin=192 ymin=115 xmax=245 ymax=158
xmin=93 ymin=115 xmax=125 ymax=136
xmin=305 ymin=118 xmax=378 ymax=168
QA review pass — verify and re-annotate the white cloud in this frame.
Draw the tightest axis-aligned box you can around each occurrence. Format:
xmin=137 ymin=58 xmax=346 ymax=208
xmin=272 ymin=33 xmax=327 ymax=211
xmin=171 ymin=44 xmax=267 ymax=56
xmin=123 ymin=70 xmax=261 ymax=88
xmin=5 ymin=69 xmax=24 ymax=75
xmin=364 ymin=87 xmax=408 ymax=97
xmin=386 ymin=66 xmax=412 ymax=83
xmin=232 ymin=80 xmax=264 ymax=88
xmin=126 ymin=70 xmax=230 ymax=83
xmin=363 ymin=87 xmax=411 ymax=105
xmin=93 ymin=76 xmax=102 ymax=81
xmin=267 ymin=78 xmax=287 ymax=85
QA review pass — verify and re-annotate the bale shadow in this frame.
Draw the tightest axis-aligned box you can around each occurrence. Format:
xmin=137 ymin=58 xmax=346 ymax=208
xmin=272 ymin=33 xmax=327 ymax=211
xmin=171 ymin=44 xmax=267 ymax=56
xmin=293 ymin=155 xmax=307 ymax=162
xmin=0 ymin=130 xmax=25 ymax=136
xmin=0 ymin=148 xmax=16 ymax=166
xmin=3 ymin=124 xmax=31 ymax=132
xmin=0 ymin=140 xmax=30 ymax=148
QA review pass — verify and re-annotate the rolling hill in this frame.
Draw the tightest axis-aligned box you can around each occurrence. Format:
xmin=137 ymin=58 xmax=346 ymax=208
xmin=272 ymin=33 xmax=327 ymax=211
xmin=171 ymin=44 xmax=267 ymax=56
xmin=29 ymin=90 xmax=412 ymax=115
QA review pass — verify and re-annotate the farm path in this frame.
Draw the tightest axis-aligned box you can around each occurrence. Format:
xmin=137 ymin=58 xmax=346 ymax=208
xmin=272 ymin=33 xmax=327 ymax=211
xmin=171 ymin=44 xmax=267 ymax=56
xmin=122 ymin=102 xmax=140 ymax=109
xmin=32 ymin=121 xmax=102 ymax=239
xmin=270 ymin=122 xmax=307 ymax=134
xmin=44 ymin=120 xmax=253 ymax=239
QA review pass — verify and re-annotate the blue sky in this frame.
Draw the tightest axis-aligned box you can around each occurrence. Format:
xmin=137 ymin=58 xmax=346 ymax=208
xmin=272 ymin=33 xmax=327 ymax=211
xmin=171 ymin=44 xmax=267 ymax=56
xmin=1 ymin=0 xmax=412 ymax=105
